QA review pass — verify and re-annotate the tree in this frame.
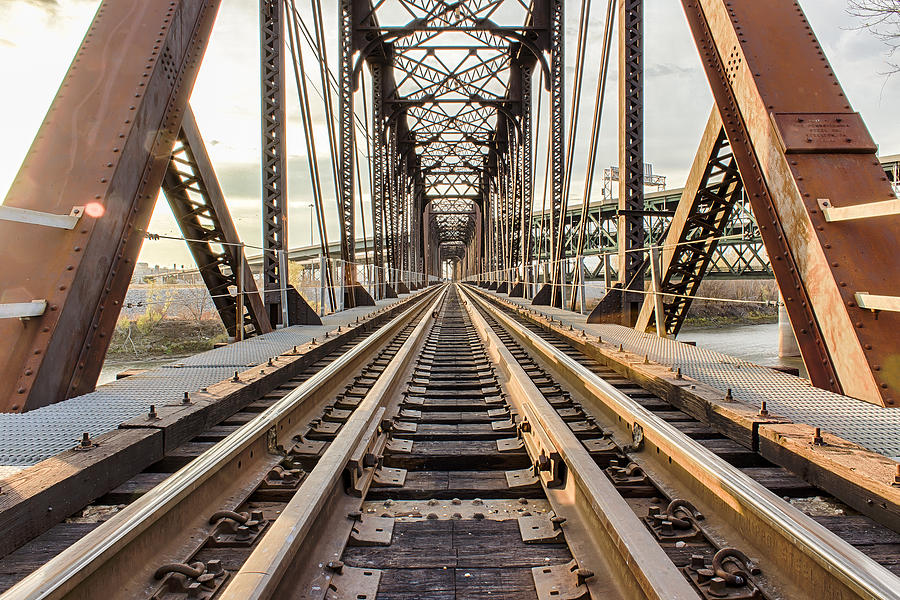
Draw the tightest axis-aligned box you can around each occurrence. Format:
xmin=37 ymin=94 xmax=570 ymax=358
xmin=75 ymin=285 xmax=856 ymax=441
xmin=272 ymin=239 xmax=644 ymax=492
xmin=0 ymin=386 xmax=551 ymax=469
xmin=848 ymin=0 xmax=900 ymax=73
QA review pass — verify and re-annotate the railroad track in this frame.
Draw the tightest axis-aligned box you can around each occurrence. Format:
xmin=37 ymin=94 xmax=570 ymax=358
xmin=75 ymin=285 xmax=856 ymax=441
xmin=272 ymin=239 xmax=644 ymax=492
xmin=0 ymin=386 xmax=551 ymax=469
xmin=1 ymin=284 xmax=898 ymax=600
xmin=467 ymin=286 xmax=900 ymax=578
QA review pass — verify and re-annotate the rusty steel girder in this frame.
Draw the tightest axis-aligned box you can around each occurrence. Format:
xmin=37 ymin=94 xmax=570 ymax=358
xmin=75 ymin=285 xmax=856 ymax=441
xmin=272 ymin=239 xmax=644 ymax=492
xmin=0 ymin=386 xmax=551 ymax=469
xmin=163 ymin=108 xmax=273 ymax=340
xmin=682 ymin=0 xmax=900 ymax=406
xmin=0 ymin=0 xmax=221 ymax=412
xmin=634 ymin=108 xmax=743 ymax=337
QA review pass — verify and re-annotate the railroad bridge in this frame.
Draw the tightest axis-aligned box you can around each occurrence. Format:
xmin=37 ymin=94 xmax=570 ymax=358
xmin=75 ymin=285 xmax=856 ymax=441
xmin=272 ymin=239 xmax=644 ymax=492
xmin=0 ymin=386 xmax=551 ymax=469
xmin=0 ymin=1 xmax=898 ymax=599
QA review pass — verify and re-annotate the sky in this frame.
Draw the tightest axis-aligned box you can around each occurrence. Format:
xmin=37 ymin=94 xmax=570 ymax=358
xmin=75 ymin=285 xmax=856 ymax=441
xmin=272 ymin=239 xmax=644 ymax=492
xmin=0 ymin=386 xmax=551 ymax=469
xmin=0 ymin=0 xmax=898 ymax=269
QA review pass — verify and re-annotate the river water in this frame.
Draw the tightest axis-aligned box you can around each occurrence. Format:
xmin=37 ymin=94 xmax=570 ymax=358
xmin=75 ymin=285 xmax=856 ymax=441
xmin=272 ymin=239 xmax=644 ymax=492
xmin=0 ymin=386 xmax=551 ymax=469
xmin=679 ymin=322 xmax=807 ymax=378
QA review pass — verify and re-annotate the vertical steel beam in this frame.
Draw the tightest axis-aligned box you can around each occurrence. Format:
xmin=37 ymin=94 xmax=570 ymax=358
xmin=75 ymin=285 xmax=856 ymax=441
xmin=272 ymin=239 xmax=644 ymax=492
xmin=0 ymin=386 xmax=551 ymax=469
xmin=521 ymin=63 xmax=535 ymax=270
xmin=386 ymin=125 xmax=397 ymax=278
xmin=547 ymin=0 xmax=566 ymax=307
xmin=0 ymin=0 xmax=221 ymax=412
xmin=617 ymin=0 xmax=645 ymax=322
xmin=260 ymin=0 xmax=288 ymax=325
xmin=338 ymin=0 xmax=371 ymax=306
xmin=369 ymin=62 xmax=386 ymax=298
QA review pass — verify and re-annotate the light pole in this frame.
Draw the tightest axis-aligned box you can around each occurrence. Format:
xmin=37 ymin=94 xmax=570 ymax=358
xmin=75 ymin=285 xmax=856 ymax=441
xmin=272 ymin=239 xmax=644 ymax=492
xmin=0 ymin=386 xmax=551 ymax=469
xmin=308 ymin=203 xmax=314 ymax=247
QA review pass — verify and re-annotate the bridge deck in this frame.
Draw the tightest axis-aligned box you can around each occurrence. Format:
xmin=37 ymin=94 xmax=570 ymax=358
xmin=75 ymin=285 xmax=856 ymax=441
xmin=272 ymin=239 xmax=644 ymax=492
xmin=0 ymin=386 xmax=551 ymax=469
xmin=0 ymin=294 xmax=415 ymax=471
xmin=479 ymin=288 xmax=900 ymax=462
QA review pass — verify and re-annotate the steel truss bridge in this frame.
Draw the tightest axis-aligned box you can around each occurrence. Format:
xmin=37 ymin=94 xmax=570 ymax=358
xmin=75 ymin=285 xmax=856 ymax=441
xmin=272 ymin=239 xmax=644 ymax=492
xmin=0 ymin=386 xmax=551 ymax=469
xmin=0 ymin=0 xmax=899 ymax=419
xmin=531 ymin=188 xmax=771 ymax=280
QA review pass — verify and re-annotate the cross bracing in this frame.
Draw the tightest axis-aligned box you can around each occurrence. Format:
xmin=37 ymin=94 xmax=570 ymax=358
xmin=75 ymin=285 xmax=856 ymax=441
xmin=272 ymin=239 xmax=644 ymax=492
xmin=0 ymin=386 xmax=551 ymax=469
xmin=344 ymin=0 xmax=550 ymax=291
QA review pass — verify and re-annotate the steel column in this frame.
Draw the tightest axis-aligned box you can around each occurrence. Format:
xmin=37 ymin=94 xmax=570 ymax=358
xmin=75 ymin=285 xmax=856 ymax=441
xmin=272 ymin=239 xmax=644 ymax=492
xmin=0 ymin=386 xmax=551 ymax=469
xmin=260 ymin=0 xmax=288 ymax=325
xmin=547 ymin=0 xmax=566 ymax=307
xmin=618 ymin=0 xmax=645 ymax=322
xmin=370 ymin=62 xmax=386 ymax=298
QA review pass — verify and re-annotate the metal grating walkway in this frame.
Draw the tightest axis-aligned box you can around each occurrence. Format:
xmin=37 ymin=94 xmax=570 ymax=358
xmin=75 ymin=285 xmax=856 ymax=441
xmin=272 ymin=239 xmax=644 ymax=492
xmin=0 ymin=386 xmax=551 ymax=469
xmin=0 ymin=296 xmax=413 ymax=468
xmin=478 ymin=288 xmax=900 ymax=462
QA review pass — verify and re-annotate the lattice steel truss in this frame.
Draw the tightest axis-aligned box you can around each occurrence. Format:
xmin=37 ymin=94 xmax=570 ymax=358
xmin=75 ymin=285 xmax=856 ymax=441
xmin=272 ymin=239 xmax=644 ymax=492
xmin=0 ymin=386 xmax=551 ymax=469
xmin=260 ymin=0 xmax=288 ymax=323
xmin=345 ymin=0 xmax=558 ymax=297
xmin=617 ymin=0 xmax=645 ymax=320
xmin=163 ymin=109 xmax=273 ymax=339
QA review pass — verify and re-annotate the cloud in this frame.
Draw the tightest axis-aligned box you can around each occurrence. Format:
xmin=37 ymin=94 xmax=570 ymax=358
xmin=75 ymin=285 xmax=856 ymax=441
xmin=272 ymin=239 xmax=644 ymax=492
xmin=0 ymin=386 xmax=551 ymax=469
xmin=646 ymin=63 xmax=694 ymax=78
xmin=21 ymin=0 xmax=60 ymax=16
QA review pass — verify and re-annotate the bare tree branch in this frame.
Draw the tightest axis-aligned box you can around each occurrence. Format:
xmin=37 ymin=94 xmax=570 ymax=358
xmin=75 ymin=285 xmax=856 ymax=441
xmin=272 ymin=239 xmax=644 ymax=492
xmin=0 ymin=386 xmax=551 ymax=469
xmin=848 ymin=0 xmax=900 ymax=73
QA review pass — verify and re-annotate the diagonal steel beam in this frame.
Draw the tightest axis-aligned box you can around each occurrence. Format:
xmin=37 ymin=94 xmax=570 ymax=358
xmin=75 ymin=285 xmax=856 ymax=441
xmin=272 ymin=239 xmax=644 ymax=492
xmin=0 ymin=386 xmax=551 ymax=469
xmin=0 ymin=0 xmax=221 ymax=412
xmin=633 ymin=108 xmax=742 ymax=336
xmin=163 ymin=107 xmax=273 ymax=339
xmin=682 ymin=0 xmax=900 ymax=406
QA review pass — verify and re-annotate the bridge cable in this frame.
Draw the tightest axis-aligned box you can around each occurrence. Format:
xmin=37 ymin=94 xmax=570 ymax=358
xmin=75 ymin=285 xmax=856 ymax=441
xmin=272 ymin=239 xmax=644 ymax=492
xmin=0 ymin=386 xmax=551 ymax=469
xmin=285 ymin=0 xmax=336 ymax=309
xmin=308 ymin=0 xmax=342 ymax=206
xmin=561 ymin=0 xmax=593 ymax=214
xmin=570 ymin=0 xmax=616 ymax=311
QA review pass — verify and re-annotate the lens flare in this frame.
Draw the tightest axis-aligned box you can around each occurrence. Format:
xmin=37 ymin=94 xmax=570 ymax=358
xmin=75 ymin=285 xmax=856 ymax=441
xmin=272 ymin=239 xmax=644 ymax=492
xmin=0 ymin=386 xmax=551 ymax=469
xmin=85 ymin=202 xmax=105 ymax=218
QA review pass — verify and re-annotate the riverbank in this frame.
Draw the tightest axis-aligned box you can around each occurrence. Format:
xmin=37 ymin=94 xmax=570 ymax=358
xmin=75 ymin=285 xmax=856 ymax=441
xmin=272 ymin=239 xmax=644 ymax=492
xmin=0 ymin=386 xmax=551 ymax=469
xmin=104 ymin=279 xmax=778 ymax=365
xmin=108 ymin=317 xmax=227 ymax=360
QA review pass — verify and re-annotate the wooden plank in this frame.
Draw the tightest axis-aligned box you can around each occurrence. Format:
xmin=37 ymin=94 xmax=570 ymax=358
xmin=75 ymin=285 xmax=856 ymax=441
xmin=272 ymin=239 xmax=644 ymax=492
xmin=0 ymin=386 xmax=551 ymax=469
xmin=648 ymin=410 xmax=696 ymax=422
xmin=369 ymin=471 xmax=542 ymax=500
xmin=193 ymin=425 xmax=242 ymax=442
xmin=741 ymin=468 xmax=817 ymax=497
xmin=670 ymin=422 xmax=723 ymax=439
xmin=342 ymin=521 xmax=456 ymax=568
xmin=812 ymin=516 xmax=900 ymax=546
xmin=375 ymin=568 xmax=456 ymax=599
xmin=453 ymin=568 xmax=538 ymax=600
xmin=0 ymin=522 xmax=101 ymax=593
xmin=414 ymin=411 xmax=492 ymax=423
xmin=148 ymin=441 xmax=215 ymax=472
xmin=408 ymin=424 xmax=499 ymax=440
xmin=0 ymin=428 xmax=162 ymax=559
xmin=387 ymin=442 xmax=529 ymax=471
xmin=454 ymin=520 xmax=571 ymax=568
xmin=697 ymin=438 xmax=766 ymax=467
xmin=101 ymin=472 xmax=171 ymax=504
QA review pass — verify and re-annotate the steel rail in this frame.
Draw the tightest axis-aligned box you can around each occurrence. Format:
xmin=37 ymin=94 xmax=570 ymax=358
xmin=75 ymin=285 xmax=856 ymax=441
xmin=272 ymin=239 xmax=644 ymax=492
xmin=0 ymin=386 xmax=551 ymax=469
xmin=464 ymin=284 xmax=900 ymax=600
xmin=0 ymin=286 xmax=443 ymax=600
xmin=219 ymin=288 xmax=446 ymax=600
xmin=459 ymin=284 xmax=698 ymax=600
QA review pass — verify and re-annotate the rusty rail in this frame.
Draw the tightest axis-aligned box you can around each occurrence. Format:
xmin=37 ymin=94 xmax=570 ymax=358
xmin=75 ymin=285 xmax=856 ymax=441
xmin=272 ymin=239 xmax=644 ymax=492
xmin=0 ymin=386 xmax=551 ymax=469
xmin=464 ymin=283 xmax=900 ymax=600
xmin=459 ymin=285 xmax=699 ymax=600
xmin=0 ymin=286 xmax=443 ymax=600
